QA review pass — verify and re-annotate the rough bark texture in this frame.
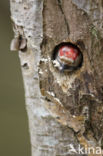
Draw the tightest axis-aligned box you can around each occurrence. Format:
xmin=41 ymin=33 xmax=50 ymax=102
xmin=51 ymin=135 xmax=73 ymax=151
xmin=10 ymin=0 xmax=103 ymax=155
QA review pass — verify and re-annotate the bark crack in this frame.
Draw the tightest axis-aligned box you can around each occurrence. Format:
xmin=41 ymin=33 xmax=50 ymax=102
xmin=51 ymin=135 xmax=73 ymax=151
xmin=57 ymin=0 xmax=70 ymax=35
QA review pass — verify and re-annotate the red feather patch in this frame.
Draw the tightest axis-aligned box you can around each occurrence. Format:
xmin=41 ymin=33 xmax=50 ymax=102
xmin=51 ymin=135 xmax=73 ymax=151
xmin=59 ymin=46 xmax=79 ymax=61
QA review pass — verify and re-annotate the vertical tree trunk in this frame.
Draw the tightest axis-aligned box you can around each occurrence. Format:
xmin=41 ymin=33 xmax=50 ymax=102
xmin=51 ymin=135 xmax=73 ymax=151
xmin=10 ymin=0 xmax=103 ymax=155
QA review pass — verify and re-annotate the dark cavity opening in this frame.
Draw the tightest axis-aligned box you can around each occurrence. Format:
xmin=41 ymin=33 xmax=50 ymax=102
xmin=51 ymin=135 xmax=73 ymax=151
xmin=52 ymin=42 xmax=83 ymax=71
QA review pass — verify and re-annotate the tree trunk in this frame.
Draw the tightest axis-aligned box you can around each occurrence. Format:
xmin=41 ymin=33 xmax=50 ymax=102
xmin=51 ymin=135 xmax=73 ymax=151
xmin=10 ymin=0 xmax=103 ymax=155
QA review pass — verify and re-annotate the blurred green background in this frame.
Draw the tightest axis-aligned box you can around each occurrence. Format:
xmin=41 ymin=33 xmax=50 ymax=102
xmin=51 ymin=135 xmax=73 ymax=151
xmin=0 ymin=1 xmax=31 ymax=156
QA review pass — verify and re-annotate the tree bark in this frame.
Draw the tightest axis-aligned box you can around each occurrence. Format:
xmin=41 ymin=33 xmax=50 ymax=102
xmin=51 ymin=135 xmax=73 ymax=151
xmin=10 ymin=0 xmax=103 ymax=155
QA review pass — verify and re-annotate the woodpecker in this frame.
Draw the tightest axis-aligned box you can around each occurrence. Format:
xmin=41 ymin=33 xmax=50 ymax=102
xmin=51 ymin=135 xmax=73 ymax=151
xmin=53 ymin=44 xmax=82 ymax=72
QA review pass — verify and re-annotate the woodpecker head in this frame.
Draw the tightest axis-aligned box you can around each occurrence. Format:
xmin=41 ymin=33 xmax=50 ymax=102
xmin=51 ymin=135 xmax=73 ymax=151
xmin=53 ymin=42 xmax=83 ymax=72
